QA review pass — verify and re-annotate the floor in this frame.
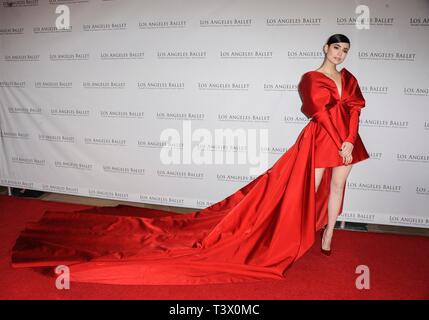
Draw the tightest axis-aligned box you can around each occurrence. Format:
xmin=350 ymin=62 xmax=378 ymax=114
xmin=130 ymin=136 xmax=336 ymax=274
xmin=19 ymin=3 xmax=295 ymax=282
xmin=1 ymin=186 xmax=429 ymax=299
xmin=1 ymin=186 xmax=428 ymax=237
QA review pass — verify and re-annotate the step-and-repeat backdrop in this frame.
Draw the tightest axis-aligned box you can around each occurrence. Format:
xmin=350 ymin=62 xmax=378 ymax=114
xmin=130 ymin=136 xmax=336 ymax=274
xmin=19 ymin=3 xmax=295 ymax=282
xmin=0 ymin=0 xmax=428 ymax=228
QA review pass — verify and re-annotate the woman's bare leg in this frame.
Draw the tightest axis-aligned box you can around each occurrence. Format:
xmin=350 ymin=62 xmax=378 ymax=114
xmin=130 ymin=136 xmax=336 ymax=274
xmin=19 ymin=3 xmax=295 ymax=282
xmin=315 ymin=167 xmax=326 ymax=192
xmin=322 ymin=164 xmax=353 ymax=250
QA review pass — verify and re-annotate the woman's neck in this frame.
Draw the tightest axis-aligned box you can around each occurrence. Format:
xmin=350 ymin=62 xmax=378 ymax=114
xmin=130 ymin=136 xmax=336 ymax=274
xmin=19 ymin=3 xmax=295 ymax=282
xmin=316 ymin=62 xmax=340 ymax=75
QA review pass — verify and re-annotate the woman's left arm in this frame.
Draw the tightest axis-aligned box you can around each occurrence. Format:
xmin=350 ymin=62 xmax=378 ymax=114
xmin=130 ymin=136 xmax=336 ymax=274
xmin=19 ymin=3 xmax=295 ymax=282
xmin=344 ymin=79 xmax=366 ymax=145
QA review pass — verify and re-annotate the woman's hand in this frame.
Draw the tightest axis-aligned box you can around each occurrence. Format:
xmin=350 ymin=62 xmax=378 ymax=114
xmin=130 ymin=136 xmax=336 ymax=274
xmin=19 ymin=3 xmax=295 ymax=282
xmin=343 ymin=154 xmax=353 ymax=165
xmin=339 ymin=141 xmax=354 ymax=165
xmin=339 ymin=141 xmax=354 ymax=157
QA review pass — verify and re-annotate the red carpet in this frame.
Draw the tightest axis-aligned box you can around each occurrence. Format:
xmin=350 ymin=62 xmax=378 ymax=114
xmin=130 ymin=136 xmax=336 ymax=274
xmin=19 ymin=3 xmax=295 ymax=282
xmin=0 ymin=194 xmax=428 ymax=299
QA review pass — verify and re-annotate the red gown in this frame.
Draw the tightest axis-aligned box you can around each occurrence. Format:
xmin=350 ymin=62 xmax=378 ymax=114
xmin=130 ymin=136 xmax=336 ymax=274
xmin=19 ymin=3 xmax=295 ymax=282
xmin=11 ymin=67 xmax=370 ymax=285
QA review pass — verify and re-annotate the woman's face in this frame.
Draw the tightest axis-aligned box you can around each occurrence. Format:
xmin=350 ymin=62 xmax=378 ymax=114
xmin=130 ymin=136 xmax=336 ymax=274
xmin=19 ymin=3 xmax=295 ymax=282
xmin=324 ymin=42 xmax=350 ymax=65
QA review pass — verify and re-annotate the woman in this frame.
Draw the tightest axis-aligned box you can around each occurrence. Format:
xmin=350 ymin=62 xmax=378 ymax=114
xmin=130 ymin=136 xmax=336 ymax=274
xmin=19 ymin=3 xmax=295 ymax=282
xmin=299 ymin=33 xmax=370 ymax=255
xmin=11 ymin=34 xmax=370 ymax=285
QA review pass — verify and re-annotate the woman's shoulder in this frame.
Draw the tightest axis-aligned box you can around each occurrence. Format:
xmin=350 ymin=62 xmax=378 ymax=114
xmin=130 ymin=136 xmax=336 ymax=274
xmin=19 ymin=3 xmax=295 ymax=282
xmin=300 ymin=67 xmax=358 ymax=85
xmin=298 ymin=70 xmax=329 ymax=88
xmin=299 ymin=70 xmax=322 ymax=83
xmin=299 ymin=69 xmax=338 ymax=80
xmin=300 ymin=70 xmax=318 ymax=79
xmin=341 ymin=67 xmax=357 ymax=81
xmin=301 ymin=67 xmax=354 ymax=77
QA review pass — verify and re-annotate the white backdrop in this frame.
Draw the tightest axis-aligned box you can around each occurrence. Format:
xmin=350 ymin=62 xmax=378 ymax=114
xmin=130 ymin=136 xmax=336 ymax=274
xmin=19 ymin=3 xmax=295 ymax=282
xmin=0 ymin=0 xmax=428 ymax=228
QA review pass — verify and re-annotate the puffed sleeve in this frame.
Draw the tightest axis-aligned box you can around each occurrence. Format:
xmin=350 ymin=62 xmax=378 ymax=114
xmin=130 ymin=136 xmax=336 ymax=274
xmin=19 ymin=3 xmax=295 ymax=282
xmin=298 ymin=73 xmax=343 ymax=150
xmin=343 ymin=78 xmax=365 ymax=145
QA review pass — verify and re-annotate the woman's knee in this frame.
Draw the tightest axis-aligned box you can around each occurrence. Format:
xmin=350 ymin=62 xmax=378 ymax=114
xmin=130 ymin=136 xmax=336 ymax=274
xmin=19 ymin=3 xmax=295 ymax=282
xmin=330 ymin=180 xmax=345 ymax=193
xmin=330 ymin=165 xmax=352 ymax=192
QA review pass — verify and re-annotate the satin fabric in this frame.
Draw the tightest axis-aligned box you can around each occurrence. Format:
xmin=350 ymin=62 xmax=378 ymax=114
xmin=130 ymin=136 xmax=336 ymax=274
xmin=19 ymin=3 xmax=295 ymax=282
xmin=11 ymin=68 xmax=370 ymax=285
xmin=299 ymin=68 xmax=370 ymax=168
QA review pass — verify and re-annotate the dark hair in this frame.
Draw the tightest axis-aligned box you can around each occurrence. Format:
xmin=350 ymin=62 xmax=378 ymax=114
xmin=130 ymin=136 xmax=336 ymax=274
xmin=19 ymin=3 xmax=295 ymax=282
xmin=326 ymin=34 xmax=350 ymax=46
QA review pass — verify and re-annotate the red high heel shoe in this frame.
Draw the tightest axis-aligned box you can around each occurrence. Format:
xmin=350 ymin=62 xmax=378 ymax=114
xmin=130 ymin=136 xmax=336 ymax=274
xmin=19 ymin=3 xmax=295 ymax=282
xmin=320 ymin=228 xmax=331 ymax=256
